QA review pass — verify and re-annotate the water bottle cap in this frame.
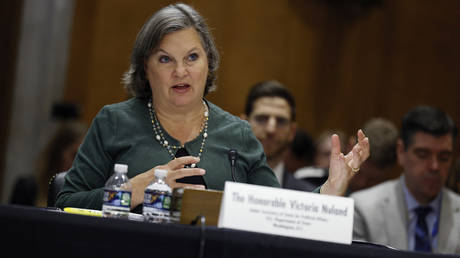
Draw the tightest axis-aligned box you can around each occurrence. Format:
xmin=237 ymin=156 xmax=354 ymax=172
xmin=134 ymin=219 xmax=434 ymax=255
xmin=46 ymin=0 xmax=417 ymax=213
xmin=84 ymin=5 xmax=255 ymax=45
xmin=114 ymin=163 xmax=128 ymax=173
xmin=154 ymin=169 xmax=168 ymax=178
xmin=173 ymin=187 xmax=184 ymax=195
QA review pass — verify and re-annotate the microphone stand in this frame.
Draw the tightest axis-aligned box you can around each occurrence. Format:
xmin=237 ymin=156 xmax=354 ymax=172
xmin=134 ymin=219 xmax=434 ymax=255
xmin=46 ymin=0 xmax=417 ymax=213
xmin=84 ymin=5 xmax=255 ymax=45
xmin=228 ymin=149 xmax=238 ymax=182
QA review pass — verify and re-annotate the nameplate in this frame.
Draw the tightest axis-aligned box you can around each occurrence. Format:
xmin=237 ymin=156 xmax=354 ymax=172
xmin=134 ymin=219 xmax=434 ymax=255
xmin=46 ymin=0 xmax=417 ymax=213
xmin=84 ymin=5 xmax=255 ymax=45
xmin=218 ymin=181 xmax=354 ymax=244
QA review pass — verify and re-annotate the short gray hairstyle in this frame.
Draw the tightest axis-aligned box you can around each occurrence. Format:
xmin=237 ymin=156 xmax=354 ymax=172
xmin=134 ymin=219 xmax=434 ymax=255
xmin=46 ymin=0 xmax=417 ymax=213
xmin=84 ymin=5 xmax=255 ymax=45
xmin=123 ymin=3 xmax=220 ymax=98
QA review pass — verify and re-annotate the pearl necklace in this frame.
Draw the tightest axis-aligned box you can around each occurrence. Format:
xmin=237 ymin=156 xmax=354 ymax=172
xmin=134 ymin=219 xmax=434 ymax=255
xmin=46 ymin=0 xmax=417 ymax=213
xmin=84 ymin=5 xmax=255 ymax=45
xmin=147 ymin=99 xmax=209 ymax=168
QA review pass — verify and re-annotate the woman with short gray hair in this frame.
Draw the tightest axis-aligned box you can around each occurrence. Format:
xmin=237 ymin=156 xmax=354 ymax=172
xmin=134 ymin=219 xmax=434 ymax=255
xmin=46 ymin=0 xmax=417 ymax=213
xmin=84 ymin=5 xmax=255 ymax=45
xmin=124 ymin=3 xmax=219 ymax=98
xmin=56 ymin=3 xmax=280 ymax=211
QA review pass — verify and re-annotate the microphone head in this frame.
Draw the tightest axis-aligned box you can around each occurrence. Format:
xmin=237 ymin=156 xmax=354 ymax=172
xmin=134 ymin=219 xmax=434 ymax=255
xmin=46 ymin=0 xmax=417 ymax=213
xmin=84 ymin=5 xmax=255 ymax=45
xmin=228 ymin=149 xmax=238 ymax=182
xmin=228 ymin=149 xmax=238 ymax=160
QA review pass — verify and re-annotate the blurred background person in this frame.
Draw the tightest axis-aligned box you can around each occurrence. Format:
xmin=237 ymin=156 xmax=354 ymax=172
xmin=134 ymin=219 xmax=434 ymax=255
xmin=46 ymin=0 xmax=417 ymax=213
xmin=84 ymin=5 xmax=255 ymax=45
xmin=242 ymin=80 xmax=316 ymax=191
xmin=294 ymin=129 xmax=348 ymax=189
xmin=284 ymin=127 xmax=316 ymax=175
xmin=347 ymin=118 xmax=398 ymax=194
xmin=10 ymin=120 xmax=87 ymax=207
xmin=314 ymin=129 xmax=348 ymax=170
xmin=351 ymin=106 xmax=460 ymax=254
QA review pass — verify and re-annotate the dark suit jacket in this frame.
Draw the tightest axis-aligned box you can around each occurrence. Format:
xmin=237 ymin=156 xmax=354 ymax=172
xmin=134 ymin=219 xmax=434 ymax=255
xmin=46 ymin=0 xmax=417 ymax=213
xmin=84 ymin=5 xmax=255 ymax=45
xmin=292 ymin=166 xmax=328 ymax=190
xmin=282 ymin=169 xmax=317 ymax=192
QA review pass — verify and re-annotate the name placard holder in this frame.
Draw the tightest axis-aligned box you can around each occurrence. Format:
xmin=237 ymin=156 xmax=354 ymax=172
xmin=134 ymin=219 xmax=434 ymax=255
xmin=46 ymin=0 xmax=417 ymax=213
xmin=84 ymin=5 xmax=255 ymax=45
xmin=218 ymin=182 xmax=354 ymax=244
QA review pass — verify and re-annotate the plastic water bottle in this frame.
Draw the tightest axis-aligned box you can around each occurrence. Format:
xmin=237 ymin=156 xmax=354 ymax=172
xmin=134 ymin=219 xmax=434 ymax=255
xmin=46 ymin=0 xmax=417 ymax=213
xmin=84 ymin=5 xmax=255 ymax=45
xmin=102 ymin=163 xmax=132 ymax=218
xmin=143 ymin=169 xmax=172 ymax=223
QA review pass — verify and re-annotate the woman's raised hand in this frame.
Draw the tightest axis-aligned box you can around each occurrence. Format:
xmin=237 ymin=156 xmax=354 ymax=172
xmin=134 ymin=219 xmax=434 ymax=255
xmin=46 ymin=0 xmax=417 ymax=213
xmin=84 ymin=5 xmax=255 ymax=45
xmin=321 ymin=129 xmax=370 ymax=196
xmin=129 ymin=156 xmax=206 ymax=209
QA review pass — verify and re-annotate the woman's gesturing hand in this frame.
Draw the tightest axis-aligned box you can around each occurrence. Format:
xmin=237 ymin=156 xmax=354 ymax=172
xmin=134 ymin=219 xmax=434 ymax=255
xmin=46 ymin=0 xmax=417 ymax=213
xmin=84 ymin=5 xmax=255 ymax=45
xmin=129 ymin=156 xmax=206 ymax=209
xmin=321 ymin=129 xmax=370 ymax=196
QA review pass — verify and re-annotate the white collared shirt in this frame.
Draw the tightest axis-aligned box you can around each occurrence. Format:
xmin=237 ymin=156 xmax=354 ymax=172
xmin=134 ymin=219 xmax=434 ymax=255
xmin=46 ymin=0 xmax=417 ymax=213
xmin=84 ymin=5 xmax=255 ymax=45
xmin=273 ymin=162 xmax=284 ymax=186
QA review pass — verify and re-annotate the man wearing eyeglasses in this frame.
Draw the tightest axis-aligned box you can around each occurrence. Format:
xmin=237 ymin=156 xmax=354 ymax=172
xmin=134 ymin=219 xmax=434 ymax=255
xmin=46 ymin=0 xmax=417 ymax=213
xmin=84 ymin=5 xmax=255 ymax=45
xmin=241 ymin=80 xmax=315 ymax=191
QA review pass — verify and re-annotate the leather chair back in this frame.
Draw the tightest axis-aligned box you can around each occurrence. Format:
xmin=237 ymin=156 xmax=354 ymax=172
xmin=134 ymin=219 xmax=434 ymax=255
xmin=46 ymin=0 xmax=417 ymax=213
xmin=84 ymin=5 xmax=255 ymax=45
xmin=47 ymin=171 xmax=68 ymax=207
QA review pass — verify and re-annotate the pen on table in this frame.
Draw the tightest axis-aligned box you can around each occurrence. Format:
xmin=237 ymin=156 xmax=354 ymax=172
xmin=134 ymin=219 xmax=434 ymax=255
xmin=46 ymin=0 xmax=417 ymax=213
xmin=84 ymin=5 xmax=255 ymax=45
xmin=64 ymin=207 xmax=102 ymax=217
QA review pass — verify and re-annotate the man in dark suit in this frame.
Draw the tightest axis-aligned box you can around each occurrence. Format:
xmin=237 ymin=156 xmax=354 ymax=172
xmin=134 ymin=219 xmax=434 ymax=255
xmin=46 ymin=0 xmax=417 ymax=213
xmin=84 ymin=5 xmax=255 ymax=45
xmin=241 ymin=80 xmax=316 ymax=191
xmin=351 ymin=106 xmax=460 ymax=254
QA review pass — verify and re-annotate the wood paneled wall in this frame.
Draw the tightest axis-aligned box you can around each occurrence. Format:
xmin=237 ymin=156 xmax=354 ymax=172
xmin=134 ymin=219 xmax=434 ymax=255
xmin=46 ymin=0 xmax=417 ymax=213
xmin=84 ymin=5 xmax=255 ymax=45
xmin=64 ymin=0 xmax=460 ymax=157
xmin=0 ymin=0 xmax=23 ymax=198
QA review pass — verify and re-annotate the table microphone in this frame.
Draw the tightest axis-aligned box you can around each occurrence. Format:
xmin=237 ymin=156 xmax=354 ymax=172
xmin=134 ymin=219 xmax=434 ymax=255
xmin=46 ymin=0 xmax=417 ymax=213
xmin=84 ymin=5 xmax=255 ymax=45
xmin=228 ymin=149 xmax=238 ymax=182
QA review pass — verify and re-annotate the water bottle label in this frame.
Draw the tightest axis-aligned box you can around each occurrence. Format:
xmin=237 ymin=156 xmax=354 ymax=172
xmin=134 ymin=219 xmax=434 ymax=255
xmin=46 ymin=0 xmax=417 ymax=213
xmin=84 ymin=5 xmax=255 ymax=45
xmin=144 ymin=191 xmax=171 ymax=211
xmin=103 ymin=190 xmax=131 ymax=208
